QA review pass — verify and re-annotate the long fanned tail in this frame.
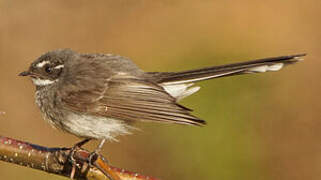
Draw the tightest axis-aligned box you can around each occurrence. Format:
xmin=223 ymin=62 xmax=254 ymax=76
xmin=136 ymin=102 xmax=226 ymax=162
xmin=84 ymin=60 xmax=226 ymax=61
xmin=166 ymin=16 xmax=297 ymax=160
xmin=147 ymin=54 xmax=305 ymax=101
xmin=152 ymin=54 xmax=305 ymax=85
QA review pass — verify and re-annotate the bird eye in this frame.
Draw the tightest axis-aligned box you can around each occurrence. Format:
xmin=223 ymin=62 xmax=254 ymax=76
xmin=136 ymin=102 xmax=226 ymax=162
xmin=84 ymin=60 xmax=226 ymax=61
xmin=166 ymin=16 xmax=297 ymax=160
xmin=45 ymin=66 xmax=52 ymax=73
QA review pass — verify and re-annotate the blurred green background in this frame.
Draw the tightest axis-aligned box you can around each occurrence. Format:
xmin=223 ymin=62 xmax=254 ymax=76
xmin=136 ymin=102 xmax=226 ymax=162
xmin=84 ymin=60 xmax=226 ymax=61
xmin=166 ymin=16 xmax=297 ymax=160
xmin=0 ymin=0 xmax=320 ymax=180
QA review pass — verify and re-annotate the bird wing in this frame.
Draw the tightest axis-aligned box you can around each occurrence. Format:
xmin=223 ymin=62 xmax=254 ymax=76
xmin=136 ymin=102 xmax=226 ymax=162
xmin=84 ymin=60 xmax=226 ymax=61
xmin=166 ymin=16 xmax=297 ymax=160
xmin=58 ymin=75 xmax=205 ymax=126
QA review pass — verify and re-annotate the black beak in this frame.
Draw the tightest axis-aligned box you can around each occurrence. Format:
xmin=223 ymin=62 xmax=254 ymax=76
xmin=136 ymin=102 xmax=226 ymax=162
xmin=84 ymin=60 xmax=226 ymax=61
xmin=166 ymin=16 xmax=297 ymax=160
xmin=19 ymin=71 xmax=31 ymax=76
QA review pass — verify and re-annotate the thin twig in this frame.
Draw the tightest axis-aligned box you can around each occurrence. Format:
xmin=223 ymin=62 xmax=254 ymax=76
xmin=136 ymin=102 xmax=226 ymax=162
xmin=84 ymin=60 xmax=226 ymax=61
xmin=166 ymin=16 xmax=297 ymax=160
xmin=0 ymin=135 xmax=159 ymax=180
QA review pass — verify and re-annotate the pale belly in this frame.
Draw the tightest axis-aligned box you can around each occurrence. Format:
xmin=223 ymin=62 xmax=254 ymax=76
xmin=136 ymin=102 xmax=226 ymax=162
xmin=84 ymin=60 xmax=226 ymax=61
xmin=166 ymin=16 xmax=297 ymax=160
xmin=61 ymin=112 xmax=133 ymax=141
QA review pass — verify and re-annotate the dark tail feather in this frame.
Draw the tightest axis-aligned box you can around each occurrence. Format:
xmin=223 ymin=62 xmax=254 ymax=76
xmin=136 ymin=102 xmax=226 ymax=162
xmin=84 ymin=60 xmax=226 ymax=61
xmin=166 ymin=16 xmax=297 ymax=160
xmin=151 ymin=54 xmax=306 ymax=85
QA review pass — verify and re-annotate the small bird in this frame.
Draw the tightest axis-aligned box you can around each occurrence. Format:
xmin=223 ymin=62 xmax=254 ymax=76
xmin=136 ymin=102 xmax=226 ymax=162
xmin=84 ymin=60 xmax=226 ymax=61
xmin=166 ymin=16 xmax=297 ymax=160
xmin=19 ymin=49 xmax=305 ymax=152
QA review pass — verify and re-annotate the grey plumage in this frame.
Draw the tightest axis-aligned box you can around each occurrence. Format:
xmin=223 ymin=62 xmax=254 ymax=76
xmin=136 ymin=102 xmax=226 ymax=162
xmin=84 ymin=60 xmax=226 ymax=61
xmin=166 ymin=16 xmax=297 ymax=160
xmin=20 ymin=49 xmax=305 ymax=140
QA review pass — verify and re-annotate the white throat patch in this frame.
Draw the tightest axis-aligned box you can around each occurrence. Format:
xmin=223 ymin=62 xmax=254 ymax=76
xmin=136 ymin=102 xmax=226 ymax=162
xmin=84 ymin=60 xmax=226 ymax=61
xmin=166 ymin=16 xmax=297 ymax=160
xmin=32 ymin=78 xmax=58 ymax=86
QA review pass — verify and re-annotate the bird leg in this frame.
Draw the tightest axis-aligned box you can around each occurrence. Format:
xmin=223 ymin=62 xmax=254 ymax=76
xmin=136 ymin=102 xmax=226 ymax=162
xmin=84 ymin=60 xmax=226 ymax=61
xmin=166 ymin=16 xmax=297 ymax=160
xmin=83 ymin=139 xmax=119 ymax=180
xmin=69 ymin=138 xmax=92 ymax=179
xmin=69 ymin=138 xmax=92 ymax=160
xmin=74 ymin=138 xmax=92 ymax=148
xmin=69 ymin=139 xmax=108 ymax=179
xmin=88 ymin=139 xmax=106 ymax=165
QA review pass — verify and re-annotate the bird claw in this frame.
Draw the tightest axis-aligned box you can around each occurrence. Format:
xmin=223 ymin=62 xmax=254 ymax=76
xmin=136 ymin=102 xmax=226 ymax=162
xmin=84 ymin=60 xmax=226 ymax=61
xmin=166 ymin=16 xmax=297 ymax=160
xmin=68 ymin=146 xmax=81 ymax=179
xmin=87 ymin=150 xmax=100 ymax=167
xmin=87 ymin=152 xmax=117 ymax=180
xmin=67 ymin=139 xmax=91 ymax=179
xmin=67 ymin=139 xmax=111 ymax=179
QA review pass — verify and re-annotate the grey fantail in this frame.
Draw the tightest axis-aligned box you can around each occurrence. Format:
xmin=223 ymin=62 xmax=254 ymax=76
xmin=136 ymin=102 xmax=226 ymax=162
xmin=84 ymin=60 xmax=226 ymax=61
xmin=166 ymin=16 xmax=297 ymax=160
xmin=19 ymin=49 xmax=305 ymax=149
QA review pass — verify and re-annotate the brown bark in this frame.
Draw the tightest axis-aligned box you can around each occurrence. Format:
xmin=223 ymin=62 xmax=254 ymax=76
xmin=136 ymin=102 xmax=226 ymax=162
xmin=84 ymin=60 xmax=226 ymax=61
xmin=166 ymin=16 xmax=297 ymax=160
xmin=0 ymin=135 xmax=159 ymax=180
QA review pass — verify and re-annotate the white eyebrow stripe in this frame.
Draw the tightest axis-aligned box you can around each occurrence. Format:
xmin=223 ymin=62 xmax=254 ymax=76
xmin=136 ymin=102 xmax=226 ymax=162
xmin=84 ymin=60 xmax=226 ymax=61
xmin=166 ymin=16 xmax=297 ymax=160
xmin=36 ymin=61 xmax=50 ymax=68
xmin=54 ymin=65 xmax=64 ymax=69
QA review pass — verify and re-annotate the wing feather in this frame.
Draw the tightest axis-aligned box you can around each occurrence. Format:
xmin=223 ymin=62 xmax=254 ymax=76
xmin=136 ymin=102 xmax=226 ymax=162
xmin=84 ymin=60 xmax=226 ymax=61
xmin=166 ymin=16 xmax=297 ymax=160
xmin=58 ymin=76 xmax=205 ymax=126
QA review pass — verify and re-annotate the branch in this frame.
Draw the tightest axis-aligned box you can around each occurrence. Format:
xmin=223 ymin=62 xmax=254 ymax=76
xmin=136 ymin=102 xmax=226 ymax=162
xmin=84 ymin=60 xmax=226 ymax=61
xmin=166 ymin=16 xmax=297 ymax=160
xmin=0 ymin=135 xmax=159 ymax=180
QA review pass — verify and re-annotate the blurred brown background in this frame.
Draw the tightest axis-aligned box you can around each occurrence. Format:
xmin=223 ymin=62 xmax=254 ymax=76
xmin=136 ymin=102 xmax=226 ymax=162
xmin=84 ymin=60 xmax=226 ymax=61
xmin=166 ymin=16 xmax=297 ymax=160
xmin=0 ymin=0 xmax=320 ymax=180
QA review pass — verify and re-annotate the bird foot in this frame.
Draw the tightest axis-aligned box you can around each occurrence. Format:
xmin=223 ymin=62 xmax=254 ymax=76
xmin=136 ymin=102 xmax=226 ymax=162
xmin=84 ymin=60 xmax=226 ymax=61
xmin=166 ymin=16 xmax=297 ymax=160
xmin=68 ymin=139 xmax=91 ymax=179
xmin=87 ymin=150 xmax=100 ymax=167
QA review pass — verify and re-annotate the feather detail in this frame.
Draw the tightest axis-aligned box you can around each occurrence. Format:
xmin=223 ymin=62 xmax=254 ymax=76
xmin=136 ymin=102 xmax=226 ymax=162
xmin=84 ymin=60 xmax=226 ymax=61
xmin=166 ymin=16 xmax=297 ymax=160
xmin=149 ymin=54 xmax=305 ymax=85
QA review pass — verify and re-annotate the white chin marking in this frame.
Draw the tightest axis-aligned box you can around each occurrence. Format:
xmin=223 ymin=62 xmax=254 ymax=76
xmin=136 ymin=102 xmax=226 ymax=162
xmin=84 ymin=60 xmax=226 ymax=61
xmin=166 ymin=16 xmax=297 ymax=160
xmin=32 ymin=78 xmax=57 ymax=86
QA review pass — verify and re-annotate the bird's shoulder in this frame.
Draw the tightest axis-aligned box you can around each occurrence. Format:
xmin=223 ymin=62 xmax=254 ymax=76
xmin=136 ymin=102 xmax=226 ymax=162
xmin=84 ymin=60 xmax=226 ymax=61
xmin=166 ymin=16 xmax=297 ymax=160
xmin=78 ymin=53 xmax=143 ymax=74
xmin=60 ymin=52 xmax=144 ymax=86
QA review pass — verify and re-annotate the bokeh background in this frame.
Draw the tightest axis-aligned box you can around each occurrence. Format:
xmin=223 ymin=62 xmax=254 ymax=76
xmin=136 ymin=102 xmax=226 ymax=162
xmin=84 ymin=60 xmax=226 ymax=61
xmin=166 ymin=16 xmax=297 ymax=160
xmin=0 ymin=0 xmax=320 ymax=180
